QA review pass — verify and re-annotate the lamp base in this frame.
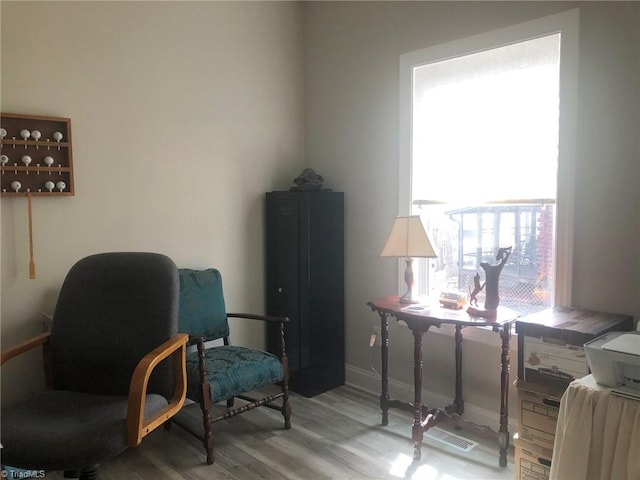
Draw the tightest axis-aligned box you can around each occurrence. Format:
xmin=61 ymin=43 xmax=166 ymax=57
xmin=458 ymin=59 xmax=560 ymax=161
xmin=399 ymin=291 xmax=418 ymax=304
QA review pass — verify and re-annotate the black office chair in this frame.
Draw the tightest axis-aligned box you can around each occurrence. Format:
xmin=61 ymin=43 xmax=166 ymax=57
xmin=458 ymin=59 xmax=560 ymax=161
xmin=0 ymin=252 xmax=189 ymax=480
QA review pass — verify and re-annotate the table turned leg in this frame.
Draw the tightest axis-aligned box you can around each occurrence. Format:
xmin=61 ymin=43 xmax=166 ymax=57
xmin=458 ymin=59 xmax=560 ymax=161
xmin=379 ymin=312 xmax=390 ymax=426
xmin=498 ymin=324 xmax=511 ymax=467
xmin=412 ymin=328 xmax=425 ymax=461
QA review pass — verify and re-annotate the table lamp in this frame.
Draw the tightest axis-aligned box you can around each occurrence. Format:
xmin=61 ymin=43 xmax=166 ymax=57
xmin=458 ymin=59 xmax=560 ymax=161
xmin=380 ymin=215 xmax=437 ymax=304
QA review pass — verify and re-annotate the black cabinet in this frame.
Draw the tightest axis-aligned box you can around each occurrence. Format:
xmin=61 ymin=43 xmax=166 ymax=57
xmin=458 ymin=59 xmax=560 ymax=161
xmin=265 ymin=190 xmax=345 ymax=397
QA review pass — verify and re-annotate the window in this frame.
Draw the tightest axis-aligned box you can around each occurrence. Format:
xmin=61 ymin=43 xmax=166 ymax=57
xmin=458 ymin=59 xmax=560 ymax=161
xmin=399 ymin=10 xmax=578 ymax=315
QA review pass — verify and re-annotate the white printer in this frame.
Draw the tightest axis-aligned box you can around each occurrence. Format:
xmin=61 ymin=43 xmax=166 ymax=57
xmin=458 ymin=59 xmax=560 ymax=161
xmin=584 ymin=330 xmax=640 ymax=400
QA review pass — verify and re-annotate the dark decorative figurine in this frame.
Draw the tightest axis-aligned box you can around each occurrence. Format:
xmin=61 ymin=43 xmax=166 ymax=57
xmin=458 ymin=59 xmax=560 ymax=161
xmin=468 ymin=272 xmax=485 ymax=307
xmin=467 ymin=246 xmax=512 ymax=318
xmin=291 ymin=168 xmax=324 ymax=191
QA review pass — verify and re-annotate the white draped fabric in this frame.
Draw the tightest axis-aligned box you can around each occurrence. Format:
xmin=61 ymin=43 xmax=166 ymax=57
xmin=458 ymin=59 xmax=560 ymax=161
xmin=550 ymin=375 xmax=640 ymax=480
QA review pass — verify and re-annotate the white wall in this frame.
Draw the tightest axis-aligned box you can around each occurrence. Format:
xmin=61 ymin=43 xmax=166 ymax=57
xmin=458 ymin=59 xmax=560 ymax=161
xmin=303 ymin=1 xmax=639 ymax=421
xmin=1 ymin=1 xmax=304 ymax=405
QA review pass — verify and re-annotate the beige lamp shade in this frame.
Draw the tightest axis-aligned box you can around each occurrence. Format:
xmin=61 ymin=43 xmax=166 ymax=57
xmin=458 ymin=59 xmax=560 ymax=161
xmin=380 ymin=215 xmax=437 ymax=258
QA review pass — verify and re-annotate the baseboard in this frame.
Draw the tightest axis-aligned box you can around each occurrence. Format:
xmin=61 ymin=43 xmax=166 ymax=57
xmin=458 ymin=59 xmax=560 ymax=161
xmin=345 ymin=363 xmax=517 ymax=430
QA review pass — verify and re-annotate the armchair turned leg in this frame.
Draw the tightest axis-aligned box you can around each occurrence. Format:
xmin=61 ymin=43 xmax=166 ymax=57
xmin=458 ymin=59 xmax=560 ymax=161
xmin=205 ymin=435 xmax=215 ymax=466
xmin=200 ymin=388 xmax=214 ymax=464
xmin=196 ymin=336 xmax=215 ymax=464
xmin=282 ymin=389 xmax=292 ymax=430
xmin=201 ymin=405 xmax=214 ymax=464
xmin=281 ymin=355 xmax=292 ymax=430
xmin=198 ymin=400 xmax=215 ymax=464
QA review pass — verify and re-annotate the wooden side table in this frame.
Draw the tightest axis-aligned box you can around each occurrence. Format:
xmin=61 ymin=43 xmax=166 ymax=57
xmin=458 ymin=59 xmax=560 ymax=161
xmin=367 ymin=296 xmax=520 ymax=467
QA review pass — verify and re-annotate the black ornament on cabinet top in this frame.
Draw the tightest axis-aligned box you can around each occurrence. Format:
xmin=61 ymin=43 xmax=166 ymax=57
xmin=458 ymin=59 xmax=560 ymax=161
xmin=291 ymin=168 xmax=324 ymax=191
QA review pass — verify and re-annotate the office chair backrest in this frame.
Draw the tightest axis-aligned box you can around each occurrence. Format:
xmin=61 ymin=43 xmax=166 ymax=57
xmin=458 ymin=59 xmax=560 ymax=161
xmin=49 ymin=252 xmax=179 ymax=399
xmin=178 ymin=268 xmax=229 ymax=342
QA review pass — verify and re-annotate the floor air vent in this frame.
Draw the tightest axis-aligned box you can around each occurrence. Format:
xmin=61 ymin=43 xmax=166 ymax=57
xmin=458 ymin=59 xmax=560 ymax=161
xmin=425 ymin=427 xmax=478 ymax=452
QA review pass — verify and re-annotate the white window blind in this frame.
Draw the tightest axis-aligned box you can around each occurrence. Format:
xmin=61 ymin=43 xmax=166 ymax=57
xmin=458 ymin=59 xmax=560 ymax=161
xmin=412 ymin=34 xmax=560 ymax=205
xmin=399 ymin=10 xmax=579 ymax=315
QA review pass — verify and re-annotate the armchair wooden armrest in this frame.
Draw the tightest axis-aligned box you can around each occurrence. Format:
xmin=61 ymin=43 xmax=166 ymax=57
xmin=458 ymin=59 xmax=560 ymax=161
xmin=228 ymin=314 xmax=289 ymax=364
xmin=227 ymin=313 xmax=289 ymax=324
xmin=126 ymin=333 xmax=189 ymax=446
xmin=1 ymin=332 xmax=51 ymax=366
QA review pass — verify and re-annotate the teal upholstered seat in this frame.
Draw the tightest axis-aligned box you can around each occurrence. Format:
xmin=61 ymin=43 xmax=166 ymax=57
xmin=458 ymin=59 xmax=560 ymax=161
xmin=185 ymin=345 xmax=284 ymax=404
xmin=174 ymin=268 xmax=291 ymax=465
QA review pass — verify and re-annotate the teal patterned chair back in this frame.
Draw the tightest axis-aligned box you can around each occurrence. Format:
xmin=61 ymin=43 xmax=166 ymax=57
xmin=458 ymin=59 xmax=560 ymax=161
xmin=178 ymin=268 xmax=230 ymax=341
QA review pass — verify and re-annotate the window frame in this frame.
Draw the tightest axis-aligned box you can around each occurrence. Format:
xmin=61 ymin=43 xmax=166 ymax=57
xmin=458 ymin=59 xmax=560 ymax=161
xmin=398 ymin=10 xmax=579 ymax=328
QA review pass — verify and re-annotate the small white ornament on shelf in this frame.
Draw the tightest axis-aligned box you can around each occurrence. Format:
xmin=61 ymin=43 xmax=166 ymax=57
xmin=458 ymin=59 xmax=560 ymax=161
xmin=31 ymin=130 xmax=41 ymax=148
xmin=22 ymin=155 xmax=32 ymax=174
xmin=11 ymin=180 xmax=21 ymax=192
xmin=44 ymin=181 xmax=54 ymax=192
xmin=20 ymin=129 xmax=30 ymax=148
xmin=52 ymin=131 xmax=63 ymax=151
xmin=56 ymin=180 xmax=66 ymax=192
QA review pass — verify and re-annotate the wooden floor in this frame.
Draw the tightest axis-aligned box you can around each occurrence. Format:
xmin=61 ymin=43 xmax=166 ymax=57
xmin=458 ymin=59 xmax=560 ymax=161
xmin=51 ymin=385 xmax=514 ymax=480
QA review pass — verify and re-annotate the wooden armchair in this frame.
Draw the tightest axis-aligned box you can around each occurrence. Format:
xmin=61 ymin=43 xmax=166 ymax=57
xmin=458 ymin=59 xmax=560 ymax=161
xmin=0 ymin=252 xmax=188 ymax=480
xmin=172 ymin=268 xmax=291 ymax=464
